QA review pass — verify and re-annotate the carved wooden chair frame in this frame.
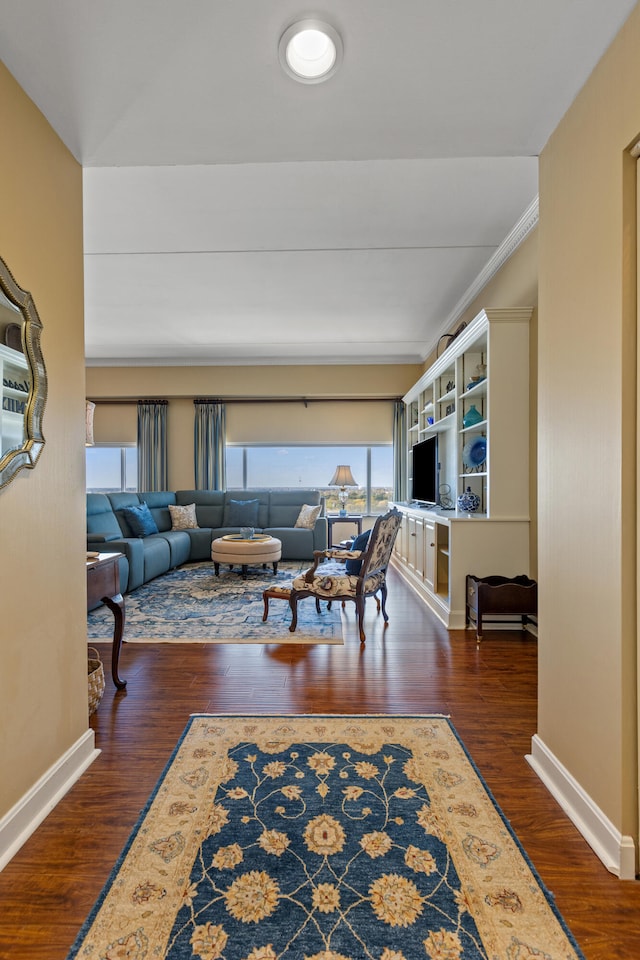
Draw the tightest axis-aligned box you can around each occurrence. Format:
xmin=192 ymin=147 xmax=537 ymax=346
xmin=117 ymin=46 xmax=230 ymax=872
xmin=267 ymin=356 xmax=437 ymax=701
xmin=288 ymin=508 xmax=401 ymax=642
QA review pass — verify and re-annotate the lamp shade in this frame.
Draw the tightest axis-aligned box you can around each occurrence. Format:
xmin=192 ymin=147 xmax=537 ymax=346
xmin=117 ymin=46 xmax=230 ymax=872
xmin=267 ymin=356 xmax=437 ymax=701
xmin=328 ymin=465 xmax=357 ymax=487
xmin=85 ymin=400 xmax=96 ymax=446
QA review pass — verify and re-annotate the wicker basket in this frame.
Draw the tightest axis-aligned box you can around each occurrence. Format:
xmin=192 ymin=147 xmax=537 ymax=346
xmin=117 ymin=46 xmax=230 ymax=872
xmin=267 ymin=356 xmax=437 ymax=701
xmin=88 ymin=646 xmax=105 ymax=715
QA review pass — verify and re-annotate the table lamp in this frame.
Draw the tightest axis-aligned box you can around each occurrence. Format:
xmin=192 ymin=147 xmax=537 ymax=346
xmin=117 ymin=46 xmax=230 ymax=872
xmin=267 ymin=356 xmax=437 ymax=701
xmin=328 ymin=465 xmax=357 ymax=516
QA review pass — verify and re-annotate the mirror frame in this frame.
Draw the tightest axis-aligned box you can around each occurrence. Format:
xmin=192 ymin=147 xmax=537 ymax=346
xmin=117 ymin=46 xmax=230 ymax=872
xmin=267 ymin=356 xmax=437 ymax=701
xmin=0 ymin=255 xmax=47 ymax=490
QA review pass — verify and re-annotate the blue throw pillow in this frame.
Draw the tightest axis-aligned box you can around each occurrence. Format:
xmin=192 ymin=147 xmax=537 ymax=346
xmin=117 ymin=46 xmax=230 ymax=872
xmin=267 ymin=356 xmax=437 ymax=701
xmin=345 ymin=529 xmax=371 ymax=575
xmin=223 ymin=498 xmax=260 ymax=527
xmin=121 ymin=502 xmax=159 ymax=537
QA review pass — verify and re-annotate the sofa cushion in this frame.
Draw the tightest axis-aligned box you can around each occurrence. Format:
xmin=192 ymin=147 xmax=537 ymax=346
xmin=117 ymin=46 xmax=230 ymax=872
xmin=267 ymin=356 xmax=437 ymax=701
xmin=141 ymin=491 xmax=176 ymax=509
xmin=182 ymin=527 xmax=216 ymax=561
xmin=156 ymin=530 xmax=192 ymax=568
xmin=295 ymin=503 xmax=322 ymax=529
xmin=168 ymin=503 xmax=198 ymax=530
xmin=269 ymin=504 xmax=301 ymax=526
xmin=223 ymin=498 xmax=260 ymax=527
xmin=87 ymin=493 xmax=124 ymax=540
xmin=141 ymin=536 xmax=171 ymax=582
xmin=345 ymin=529 xmax=371 ymax=575
xmin=121 ymin=502 xmax=159 ymax=537
xmin=108 ymin=492 xmax=145 ymax=536
xmin=263 ymin=527 xmax=315 ymax=561
xmin=176 ymin=490 xmax=225 ymax=528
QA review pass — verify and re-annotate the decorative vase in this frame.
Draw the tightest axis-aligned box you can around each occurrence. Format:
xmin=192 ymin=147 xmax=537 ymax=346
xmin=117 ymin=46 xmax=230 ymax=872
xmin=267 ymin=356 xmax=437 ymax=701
xmin=462 ymin=404 xmax=483 ymax=428
xmin=457 ymin=486 xmax=480 ymax=514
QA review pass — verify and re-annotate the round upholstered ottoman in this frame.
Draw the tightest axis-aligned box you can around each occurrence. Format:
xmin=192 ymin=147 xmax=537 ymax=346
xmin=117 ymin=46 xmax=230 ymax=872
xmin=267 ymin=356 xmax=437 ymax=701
xmin=211 ymin=535 xmax=282 ymax=579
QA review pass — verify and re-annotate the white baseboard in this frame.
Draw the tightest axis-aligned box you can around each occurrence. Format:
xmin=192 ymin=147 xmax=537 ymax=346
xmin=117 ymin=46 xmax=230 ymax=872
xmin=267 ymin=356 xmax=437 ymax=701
xmin=0 ymin=730 xmax=100 ymax=872
xmin=527 ymin=734 xmax=637 ymax=880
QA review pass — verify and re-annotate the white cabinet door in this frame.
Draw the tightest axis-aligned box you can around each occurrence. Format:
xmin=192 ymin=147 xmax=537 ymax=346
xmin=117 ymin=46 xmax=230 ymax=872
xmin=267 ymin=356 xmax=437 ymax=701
xmin=414 ymin=517 xmax=425 ymax=579
xmin=395 ymin=514 xmax=409 ymax=564
xmin=424 ymin=520 xmax=436 ymax=591
xmin=407 ymin=516 xmax=417 ymax=572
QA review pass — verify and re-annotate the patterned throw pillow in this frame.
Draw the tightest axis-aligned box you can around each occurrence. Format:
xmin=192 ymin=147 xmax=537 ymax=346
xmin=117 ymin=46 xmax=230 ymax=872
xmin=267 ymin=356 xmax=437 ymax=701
xmin=168 ymin=503 xmax=198 ymax=530
xmin=295 ymin=503 xmax=322 ymax=529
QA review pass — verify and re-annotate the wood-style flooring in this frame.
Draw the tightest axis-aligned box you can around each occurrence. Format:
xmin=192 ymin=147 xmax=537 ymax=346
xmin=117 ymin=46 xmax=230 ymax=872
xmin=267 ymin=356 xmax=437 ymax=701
xmin=0 ymin=565 xmax=639 ymax=959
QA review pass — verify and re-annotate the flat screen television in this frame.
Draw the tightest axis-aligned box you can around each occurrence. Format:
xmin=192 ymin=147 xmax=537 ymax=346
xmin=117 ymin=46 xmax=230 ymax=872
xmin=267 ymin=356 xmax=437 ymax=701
xmin=411 ymin=435 xmax=438 ymax=505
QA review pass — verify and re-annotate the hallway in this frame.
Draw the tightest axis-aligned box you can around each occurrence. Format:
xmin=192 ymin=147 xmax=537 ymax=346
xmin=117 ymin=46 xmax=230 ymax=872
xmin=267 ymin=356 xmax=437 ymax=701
xmin=0 ymin=567 xmax=638 ymax=959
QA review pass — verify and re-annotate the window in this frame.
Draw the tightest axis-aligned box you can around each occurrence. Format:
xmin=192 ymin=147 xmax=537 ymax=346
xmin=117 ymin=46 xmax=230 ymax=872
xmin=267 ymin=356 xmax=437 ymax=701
xmin=226 ymin=444 xmax=393 ymax=514
xmin=86 ymin=444 xmax=137 ymax=493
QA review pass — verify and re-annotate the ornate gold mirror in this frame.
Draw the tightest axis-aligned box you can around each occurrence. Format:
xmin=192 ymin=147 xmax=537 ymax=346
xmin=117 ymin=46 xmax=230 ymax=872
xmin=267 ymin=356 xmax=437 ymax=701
xmin=0 ymin=255 xmax=47 ymax=490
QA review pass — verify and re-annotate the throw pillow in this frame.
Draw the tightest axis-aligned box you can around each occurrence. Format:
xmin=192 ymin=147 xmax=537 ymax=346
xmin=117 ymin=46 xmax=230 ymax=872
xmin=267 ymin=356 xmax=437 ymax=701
xmin=168 ymin=503 xmax=198 ymax=530
xmin=223 ymin=498 xmax=260 ymax=527
xmin=294 ymin=503 xmax=322 ymax=529
xmin=345 ymin=529 xmax=371 ymax=575
xmin=121 ymin=502 xmax=159 ymax=538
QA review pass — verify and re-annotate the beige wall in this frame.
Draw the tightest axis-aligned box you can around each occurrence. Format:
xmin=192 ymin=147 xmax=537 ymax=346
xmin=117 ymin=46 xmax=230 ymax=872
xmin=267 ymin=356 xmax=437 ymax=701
xmin=538 ymin=5 xmax=640 ymax=843
xmin=86 ymin=362 xmax=420 ymax=403
xmin=0 ymin=64 xmax=87 ymax=817
xmin=86 ymin=363 xmax=421 ymax=490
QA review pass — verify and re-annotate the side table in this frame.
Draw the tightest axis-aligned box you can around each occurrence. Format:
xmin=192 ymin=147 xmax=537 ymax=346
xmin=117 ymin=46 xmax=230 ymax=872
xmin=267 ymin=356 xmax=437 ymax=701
xmin=327 ymin=515 xmax=363 ymax=548
xmin=86 ymin=552 xmax=127 ymax=689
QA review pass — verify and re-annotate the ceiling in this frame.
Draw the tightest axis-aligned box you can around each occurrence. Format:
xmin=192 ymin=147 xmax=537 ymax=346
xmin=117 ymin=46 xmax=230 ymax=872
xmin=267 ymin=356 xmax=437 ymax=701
xmin=0 ymin=0 xmax=636 ymax=366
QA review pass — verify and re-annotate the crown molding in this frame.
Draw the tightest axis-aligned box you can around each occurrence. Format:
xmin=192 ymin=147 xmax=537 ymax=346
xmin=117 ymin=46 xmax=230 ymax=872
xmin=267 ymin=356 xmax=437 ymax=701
xmin=424 ymin=195 xmax=539 ymax=362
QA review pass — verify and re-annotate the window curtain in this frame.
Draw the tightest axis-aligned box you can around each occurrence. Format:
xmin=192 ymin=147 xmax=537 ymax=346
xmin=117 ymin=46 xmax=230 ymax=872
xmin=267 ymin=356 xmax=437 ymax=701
xmin=393 ymin=399 xmax=407 ymax=501
xmin=194 ymin=399 xmax=226 ymax=490
xmin=137 ymin=400 xmax=168 ymax=491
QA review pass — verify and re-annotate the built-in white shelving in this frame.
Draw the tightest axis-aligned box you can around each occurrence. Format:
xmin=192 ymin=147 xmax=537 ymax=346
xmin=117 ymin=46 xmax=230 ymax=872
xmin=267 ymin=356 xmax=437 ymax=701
xmin=391 ymin=307 xmax=532 ymax=629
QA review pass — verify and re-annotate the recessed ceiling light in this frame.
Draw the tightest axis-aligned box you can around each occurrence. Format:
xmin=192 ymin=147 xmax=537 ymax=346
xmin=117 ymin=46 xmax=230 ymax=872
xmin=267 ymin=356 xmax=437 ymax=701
xmin=279 ymin=19 xmax=343 ymax=84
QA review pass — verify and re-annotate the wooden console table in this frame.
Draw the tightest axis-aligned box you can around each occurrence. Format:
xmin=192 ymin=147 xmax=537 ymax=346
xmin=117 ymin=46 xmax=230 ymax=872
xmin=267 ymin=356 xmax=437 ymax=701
xmin=86 ymin=552 xmax=127 ymax=689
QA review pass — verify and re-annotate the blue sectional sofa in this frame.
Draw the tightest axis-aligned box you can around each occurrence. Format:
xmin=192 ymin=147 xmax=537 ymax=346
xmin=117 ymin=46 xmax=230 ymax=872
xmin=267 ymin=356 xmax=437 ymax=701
xmin=86 ymin=488 xmax=327 ymax=599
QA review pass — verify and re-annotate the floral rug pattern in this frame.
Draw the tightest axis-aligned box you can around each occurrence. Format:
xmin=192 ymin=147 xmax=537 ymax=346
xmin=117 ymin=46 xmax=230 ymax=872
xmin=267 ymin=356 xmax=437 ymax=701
xmin=87 ymin=562 xmax=344 ymax=644
xmin=66 ymin=715 xmax=584 ymax=960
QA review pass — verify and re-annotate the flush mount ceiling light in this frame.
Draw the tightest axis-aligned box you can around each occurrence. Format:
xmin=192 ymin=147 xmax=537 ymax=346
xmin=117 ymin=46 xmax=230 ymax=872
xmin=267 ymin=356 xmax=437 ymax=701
xmin=279 ymin=19 xmax=343 ymax=84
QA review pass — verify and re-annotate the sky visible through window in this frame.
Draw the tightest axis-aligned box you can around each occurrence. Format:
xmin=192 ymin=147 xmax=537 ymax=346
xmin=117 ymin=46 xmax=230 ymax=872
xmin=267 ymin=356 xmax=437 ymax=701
xmin=87 ymin=443 xmax=393 ymax=512
xmin=227 ymin=445 xmax=392 ymax=489
xmin=86 ymin=446 xmax=137 ymax=492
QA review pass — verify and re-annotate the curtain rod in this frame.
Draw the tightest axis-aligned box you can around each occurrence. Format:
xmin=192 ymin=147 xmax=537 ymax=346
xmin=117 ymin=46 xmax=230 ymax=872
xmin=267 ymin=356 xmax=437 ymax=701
xmin=88 ymin=396 xmax=402 ymax=405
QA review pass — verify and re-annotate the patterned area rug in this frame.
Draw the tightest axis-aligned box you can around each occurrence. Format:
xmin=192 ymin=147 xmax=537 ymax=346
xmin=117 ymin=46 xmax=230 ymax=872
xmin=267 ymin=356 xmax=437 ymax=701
xmin=87 ymin=562 xmax=344 ymax=644
xmin=66 ymin=715 xmax=585 ymax=960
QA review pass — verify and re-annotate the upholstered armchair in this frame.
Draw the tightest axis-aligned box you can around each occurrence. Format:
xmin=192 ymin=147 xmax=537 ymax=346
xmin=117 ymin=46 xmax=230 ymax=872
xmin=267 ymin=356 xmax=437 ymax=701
xmin=288 ymin=508 xmax=401 ymax=642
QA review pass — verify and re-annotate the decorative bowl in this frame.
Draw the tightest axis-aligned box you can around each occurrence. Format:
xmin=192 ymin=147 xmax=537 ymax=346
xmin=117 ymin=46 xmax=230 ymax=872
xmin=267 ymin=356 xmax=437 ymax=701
xmin=462 ymin=436 xmax=487 ymax=469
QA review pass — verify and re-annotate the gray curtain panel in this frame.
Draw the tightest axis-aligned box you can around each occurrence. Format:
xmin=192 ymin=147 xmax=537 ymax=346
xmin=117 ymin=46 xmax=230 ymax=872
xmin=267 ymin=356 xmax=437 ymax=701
xmin=137 ymin=400 xmax=168 ymax=491
xmin=194 ymin=400 xmax=226 ymax=490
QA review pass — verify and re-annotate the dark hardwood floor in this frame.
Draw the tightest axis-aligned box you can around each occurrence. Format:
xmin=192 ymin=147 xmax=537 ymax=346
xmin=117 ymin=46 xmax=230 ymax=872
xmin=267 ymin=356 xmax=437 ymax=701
xmin=0 ymin=566 xmax=639 ymax=959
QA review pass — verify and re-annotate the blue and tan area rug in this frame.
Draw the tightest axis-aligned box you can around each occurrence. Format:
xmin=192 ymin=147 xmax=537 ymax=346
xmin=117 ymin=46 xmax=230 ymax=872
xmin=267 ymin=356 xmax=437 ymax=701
xmin=66 ymin=715 xmax=585 ymax=960
xmin=87 ymin=563 xmax=344 ymax=645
